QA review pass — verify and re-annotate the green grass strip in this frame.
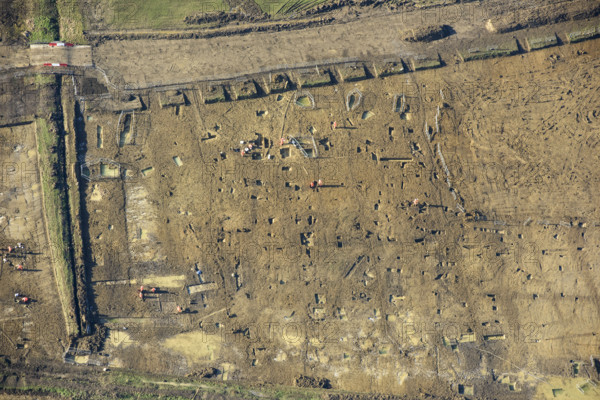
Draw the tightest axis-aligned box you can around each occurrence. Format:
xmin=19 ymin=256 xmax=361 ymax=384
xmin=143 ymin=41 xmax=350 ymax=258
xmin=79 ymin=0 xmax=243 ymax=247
xmin=30 ymin=0 xmax=58 ymax=43
xmin=36 ymin=108 xmax=79 ymax=338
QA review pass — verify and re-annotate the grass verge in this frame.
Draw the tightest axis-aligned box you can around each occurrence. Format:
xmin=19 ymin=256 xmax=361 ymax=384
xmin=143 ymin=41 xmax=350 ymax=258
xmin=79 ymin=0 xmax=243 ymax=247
xmin=6 ymin=367 xmax=366 ymax=399
xmin=56 ymin=0 xmax=87 ymax=43
xmin=36 ymin=104 xmax=79 ymax=338
xmin=92 ymin=0 xmax=228 ymax=30
xmin=30 ymin=0 xmax=58 ymax=43
xmin=34 ymin=74 xmax=57 ymax=86
xmin=30 ymin=0 xmax=86 ymax=43
xmin=255 ymin=0 xmax=331 ymax=17
xmin=16 ymin=386 xmax=81 ymax=399
xmin=59 ymin=77 xmax=83 ymax=275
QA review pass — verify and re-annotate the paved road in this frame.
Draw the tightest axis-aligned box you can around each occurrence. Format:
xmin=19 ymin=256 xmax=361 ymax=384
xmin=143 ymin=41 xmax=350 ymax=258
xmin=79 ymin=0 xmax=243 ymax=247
xmin=0 ymin=44 xmax=93 ymax=71
xmin=29 ymin=44 xmax=93 ymax=67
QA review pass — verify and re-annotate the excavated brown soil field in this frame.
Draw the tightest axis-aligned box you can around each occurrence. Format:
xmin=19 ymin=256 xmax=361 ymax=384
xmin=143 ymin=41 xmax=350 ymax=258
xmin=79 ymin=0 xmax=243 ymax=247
xmin=1 ymin=1 xmax=600 ymax=398
xmin=70 ymin=39 xmax=600 ymax=397
xmin=0 ymin=87 xmax=69 ymax=365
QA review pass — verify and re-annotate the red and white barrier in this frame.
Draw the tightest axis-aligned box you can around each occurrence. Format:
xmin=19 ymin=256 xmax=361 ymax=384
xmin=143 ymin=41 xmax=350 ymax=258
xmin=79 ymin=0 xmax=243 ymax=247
xmin=48 ymin=42 xmax=74 ymax=47
xmin=43 ymin=63 xmax=68 ymax=67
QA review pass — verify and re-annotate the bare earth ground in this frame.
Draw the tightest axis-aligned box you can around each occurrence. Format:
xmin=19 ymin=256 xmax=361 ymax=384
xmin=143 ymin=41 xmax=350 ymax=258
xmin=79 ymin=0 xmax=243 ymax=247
xmin=73 ymin=39 xmax=600 ymax=397
xmin=91 ymin=0 xmax=598 ymax=88
xmin=0 ymin=122 xmax=68 ymax=362
xmin=0 ymin=0 xmax=599 ymax=398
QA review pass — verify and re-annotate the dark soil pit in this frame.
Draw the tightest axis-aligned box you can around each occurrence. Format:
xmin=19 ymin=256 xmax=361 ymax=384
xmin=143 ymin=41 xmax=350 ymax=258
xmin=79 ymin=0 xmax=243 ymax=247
xmin=401 ymin=24 xmax=455 ymax=43
xmin=568 ymin=25 xmax=600 ymax=43
xmin=298 ymin=69 xmax=333 ymax=88
xmin=296 ymin=375 xmax=332 ymax=389
xmin=375 ymin=61 xmax=405 ymax=77
xmin=203 ymin=85 xmax=228 ymax=103
xmin=461 ymin=41 xmax=519 ymax=61
xmin=270 ymin=73 xmax=292 ymax=93
xmin=412 ymin=56 xmax=442 ymax=71
xmin=159 ymin=90 xmax=186 ymax=108
xmin=232 ymin=80 xmax=260 ymax=100
xmin=78 ymin=77 xmax=109 ymax=97
xmin=528 ymin=34 xmax=559 ymax=50
xmin=338 ymin=63 xmax=368 ymax=82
